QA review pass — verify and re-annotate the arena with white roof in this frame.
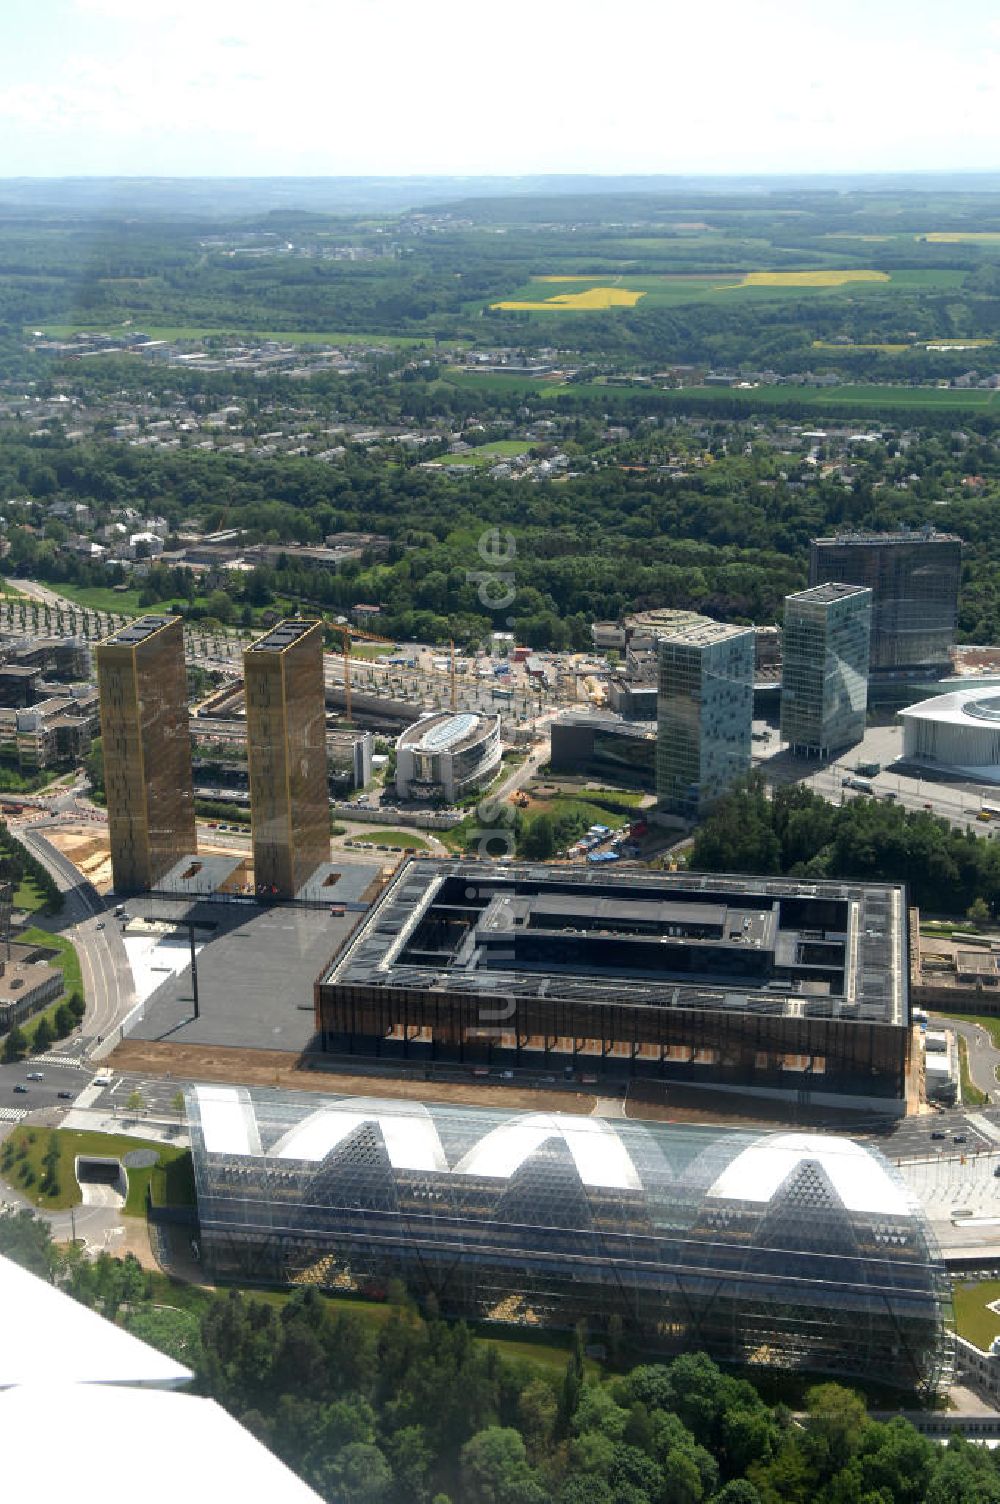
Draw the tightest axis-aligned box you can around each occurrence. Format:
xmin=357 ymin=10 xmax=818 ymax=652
xmin=901 ymin=688 xmax=1000 ymax=781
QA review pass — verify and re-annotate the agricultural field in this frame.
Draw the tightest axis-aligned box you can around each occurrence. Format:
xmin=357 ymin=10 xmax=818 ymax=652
xmin=919 ymin=232 xmax=1000 ymax=244
xmin=487 ymin=268 xmax=962 ymax=312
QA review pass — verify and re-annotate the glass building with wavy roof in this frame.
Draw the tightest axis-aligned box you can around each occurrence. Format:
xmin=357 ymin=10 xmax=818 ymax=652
xmin=187 ymin=1085 xmax=950 ymax=1394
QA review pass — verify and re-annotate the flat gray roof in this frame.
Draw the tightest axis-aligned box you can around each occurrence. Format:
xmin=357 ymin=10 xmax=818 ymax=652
xmin=245 ymin=619 xmax=320 ymax=654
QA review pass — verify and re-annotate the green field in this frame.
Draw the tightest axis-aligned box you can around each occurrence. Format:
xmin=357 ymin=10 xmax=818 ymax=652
xmin=486 ymin=268 xmax=964 ymax=313
xmin=1 ymin=1127 xmax=193 ymax=1213
xmin=443 ymin=370 xmax=1000 ymax=415
xmin=31 ymin=323 xmax=440 ymax=349
xmin=438 ymin=439 xmax=532 ymax=467
xmin=953 ymin=1280 xmax=1000 ymax=1349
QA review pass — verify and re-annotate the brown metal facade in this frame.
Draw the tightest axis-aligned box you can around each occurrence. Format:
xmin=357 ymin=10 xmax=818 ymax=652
xmin=96 ymin=615 xmax=196 ymax=893
xmin=244 ymin=620 xmax=329 ymax=898
xmin=315 ymin=981 xmax=909 ymax=1100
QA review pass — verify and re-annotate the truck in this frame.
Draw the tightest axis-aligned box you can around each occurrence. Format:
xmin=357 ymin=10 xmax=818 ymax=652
xmin=842 ymin=776 xmax=874 ymax=794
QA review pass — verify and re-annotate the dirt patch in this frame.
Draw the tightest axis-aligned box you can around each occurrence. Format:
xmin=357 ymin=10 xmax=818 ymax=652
xmin=47 ymin=826 xmax=115 ymax=891
xmin=107 ymin=1039 xmax=597 ymax=1115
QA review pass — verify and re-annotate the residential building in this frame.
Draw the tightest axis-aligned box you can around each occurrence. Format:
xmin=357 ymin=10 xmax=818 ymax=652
xmin=95 ymin=615 xmax=196 ymax=893
xmin=244 ymin=620 xmax=329 ymax=899
xmin=656 ymin=620 xmax=755 ymax=817
xmin=780 ymin=583 xmax=871 ymax=756
xmin=808 ymin=528 xmax=961 ymax=671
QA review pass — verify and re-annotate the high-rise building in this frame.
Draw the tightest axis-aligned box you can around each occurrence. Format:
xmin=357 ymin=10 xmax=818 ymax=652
xmin=780 ymin=583 xmax=872 ymax=757
xmin=808 ymin=528 xmax=961 ymax=671
xmin=244 ymin=619 xmax=329 ymax=899
xmin=656 ymin=619 xmax=755 ymax=817
xmin=95 ymin=615 xmax=196 ymax=893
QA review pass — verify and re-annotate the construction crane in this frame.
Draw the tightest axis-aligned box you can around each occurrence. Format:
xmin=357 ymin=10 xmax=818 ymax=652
xmin=330 ymin=623 xmax=397 ymax=722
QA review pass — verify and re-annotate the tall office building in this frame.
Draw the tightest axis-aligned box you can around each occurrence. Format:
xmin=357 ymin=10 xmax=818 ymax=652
xmin=780 ymin=583 xmax=872 ymax=757
xmin=95 ymin=615 xmax=196 ymax=893
xmin=244 ymin=619 xmax=329 ymax=899
xmin=808 ymin=528 xmax=961 ymax=671
xmin=656 ymin=619 xmax=755 ymax=818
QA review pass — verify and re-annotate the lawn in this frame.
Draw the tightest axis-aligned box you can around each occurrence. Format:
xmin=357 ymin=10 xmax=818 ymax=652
xmin=442 ymin=440 xmax=533 ymax=466
xmin=953 ymin=1280 xmax=1000 ymax=1350
xmin=145 ymin=1273 xmax=604 ymax=1376
xmin=0 ymin=1127 xmax=193 ymax=1214
xmin=356 ymin=829 xmax=429 ymax=849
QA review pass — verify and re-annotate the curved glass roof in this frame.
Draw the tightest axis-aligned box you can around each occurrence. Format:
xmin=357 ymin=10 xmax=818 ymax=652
xmin=187 ymin=1086 xmax=950 ymax=1393
xmin=416 ymin=713 xmax=478 ymax=751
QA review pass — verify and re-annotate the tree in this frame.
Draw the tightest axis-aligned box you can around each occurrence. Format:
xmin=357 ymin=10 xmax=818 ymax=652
xmin=460 ymin=1429 xmax=547 ymax=1504
xmin=2 ymin=1023 xmax=27 ymax=1062
xmin=967 ymin=897 xmax=991 ymax=928
xmin=125 ymin=1088 xmax=144 ymax=1117
xmin=31 ymin=1015 xmax=53 ymax=1053
xmin=171 ymin=1089 xmax=186 ymax=1120
xmin=54 ymin=1004 xmax=75 ymax=1039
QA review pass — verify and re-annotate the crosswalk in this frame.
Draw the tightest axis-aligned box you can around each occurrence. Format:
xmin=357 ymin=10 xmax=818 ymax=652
xmin=0 ymin=1108 xmax=28 ymax=1123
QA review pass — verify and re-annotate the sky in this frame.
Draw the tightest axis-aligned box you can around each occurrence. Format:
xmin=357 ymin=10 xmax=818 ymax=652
xmin=0 ymin=0 xmax=998 ymax=178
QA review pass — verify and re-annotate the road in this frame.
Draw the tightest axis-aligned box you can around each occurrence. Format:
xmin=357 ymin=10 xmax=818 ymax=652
xmin=16 ymin=825 xmax=135 ymax=1048
xmin=946 ymin=1016 xmax=1000 ymax=1103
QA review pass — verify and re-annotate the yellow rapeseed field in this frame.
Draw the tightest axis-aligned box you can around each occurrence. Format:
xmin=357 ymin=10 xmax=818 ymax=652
xmin=922 ymin=233 xmax=1000 ymax=243
xmin=735 ymin=270 xmax=891 ymax=288
xmin=492 ymin=286 xmax=646 ymax=311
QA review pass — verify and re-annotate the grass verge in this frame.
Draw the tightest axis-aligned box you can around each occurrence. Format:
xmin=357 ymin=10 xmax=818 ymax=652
xmin=959 ymin=1034 xmax=988 ymax=1107
xmin=0 ymin=1127 xmax=192 ymax=1214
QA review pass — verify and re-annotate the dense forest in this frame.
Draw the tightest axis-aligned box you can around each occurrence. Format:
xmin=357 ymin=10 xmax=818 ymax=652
xmin=2 ymin=413 xmax=1000 ymax=648
xmin=3 ymin=1204 xmax=998 ymax=1504
xmin=690 ymin=781 xmax=1000 ymax=918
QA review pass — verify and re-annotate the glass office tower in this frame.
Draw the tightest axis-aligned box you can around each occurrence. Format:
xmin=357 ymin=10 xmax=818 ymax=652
xmin=808 ymin=528 xmax=961 ymax=671
xmin=656 ymin=621 xmax=755 ymax=817
xmin=781 ymin=583 xmax=872 ymax=757
xmin=95 ymin=615 xmax=196 ymax=893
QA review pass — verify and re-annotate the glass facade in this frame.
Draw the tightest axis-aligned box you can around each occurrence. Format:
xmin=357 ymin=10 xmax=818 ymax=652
xmin=781 ymin=584 xmax=871 ymax=756
xmin=656 ymin=625 xmax=754 ymax=817
xmin=809 ymin=530 xmax=961 ymax=671
xmin=550 ymin=718 xmax=656 ymax=790
xmin=188 ymin=1085 xmax=951 ymax=1395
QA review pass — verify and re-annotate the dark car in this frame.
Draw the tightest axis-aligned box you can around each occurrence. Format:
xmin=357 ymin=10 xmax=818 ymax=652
xmin=57 ymin=1090 xmax=72 ymax=1100
xmin=954 ymin=1134 xmax=968 ymax=1143
xmin=931 ymin=1130 xmax=946 ymax=1140
xmin=12 ymin=1084 xmax=27 ymax=1093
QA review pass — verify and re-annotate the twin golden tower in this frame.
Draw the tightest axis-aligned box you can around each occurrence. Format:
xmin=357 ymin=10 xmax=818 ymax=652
xmin=94 ymin=616 xmax=328 ymax=898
